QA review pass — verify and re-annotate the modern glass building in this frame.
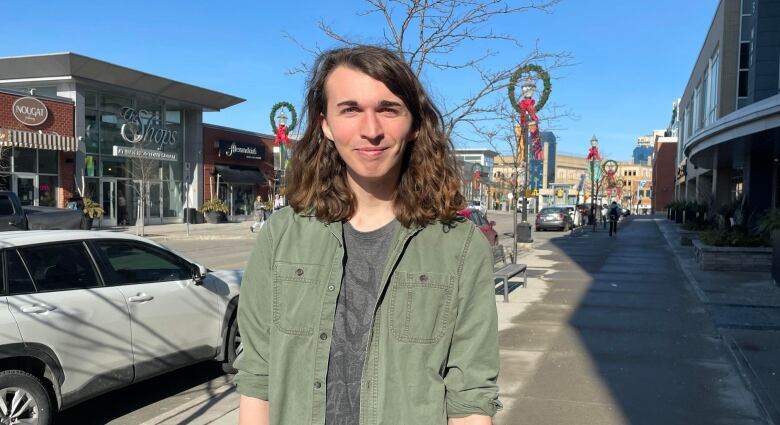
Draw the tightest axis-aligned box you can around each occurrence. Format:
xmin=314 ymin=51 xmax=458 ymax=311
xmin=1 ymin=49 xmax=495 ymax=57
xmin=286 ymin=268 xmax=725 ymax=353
xmin=0 ymin=52 xmax=244 ymax=226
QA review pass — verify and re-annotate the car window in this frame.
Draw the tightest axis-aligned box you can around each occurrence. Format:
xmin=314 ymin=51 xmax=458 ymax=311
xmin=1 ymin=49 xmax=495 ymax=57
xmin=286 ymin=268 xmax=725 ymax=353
xmin=468 ymin=211 xmax=483 ymax=226
xmin=95 ymin=241 xmax=192 ymax=285
xmin=18 ymin=242 xmax=100 ymax=292
xmin=6 ymin=250 xmax=36 ymax=295
xmin=0 ymin=195 xmax=14 ymax=215
xmin=541 ymin=208 xmax=563 ymax=214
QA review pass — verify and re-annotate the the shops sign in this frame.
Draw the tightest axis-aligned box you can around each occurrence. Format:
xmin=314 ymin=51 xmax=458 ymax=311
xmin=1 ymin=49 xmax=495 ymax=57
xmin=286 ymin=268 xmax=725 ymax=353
xmin=12 ymin=97 xmax=48 ymax=126
xmin=113 ymin=145 xmax=178 ymax=162
xmin=219 ymin=140 xmax=264 ymax=160
xmin=119 ymin=106 xmax=177 ymax=149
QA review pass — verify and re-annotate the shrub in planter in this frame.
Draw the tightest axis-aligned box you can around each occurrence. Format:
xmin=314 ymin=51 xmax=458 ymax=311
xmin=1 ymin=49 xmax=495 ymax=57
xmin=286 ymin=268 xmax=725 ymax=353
xmin=758 ymin=209 xmax=780 ymax=284
xmin=82 ymin=197 xmax=104 ymax=230
xmin=699 ymin=229 xmax=768 ymax=248
xmin=200 ymin=199 xmax=229 ymax=223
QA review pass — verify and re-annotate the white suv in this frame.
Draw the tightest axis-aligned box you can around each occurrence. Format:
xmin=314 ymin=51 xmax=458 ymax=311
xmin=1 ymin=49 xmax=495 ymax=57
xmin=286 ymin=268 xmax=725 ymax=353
xmin=0 ymin=231 xmax=243 ymax=425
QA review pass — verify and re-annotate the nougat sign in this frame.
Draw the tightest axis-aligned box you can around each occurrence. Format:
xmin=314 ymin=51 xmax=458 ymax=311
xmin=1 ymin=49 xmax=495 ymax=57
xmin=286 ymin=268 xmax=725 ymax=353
xmin=12 ymin=97 xmax=49 ymax=126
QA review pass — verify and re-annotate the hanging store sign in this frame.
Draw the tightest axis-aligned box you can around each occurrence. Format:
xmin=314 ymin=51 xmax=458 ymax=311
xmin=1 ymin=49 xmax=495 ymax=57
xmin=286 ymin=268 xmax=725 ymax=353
xmin=119 ymin=107 xmax=177 ymax=149
xmin=12 ymin=97 xmax=49 ymax=126
xmin=113 ymin=145 xmax=178 ymax=162
xmin=218 ymin=140 xmax=264 ymax=160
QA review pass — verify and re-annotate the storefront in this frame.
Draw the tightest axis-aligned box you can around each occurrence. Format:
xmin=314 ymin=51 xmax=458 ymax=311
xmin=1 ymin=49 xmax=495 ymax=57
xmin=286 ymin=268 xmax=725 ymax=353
xmin=0 ymin=52 xmax=244 ymax=226
xmin=203 ymin=124 xmax=274 ymax=219
xmin=0 ymin=89 xmax=77 ymax=207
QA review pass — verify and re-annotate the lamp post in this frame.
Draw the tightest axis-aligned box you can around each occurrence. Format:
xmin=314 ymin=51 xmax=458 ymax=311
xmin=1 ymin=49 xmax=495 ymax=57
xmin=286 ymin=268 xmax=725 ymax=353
xmin=588 ymin=135 xmax=600 ymax=232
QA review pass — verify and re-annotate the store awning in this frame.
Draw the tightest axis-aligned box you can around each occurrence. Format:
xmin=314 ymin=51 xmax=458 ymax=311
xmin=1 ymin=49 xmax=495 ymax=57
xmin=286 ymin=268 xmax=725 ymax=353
xmin=214 ymin=165 xmax=266 ymax=184
xmin=0 ymin=128 xmax=77 ymax=152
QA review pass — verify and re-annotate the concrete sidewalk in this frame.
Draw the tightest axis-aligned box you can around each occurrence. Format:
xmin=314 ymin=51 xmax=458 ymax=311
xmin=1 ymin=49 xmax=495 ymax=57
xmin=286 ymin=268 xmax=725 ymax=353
xmin=94 ymin=220 xmax=259 ymax=242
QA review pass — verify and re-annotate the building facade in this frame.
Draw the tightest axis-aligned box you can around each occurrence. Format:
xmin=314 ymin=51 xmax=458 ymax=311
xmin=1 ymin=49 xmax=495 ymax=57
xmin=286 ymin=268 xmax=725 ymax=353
xmin=202 ymin=124 xmax=274 ymax=219
xmin=0 ymin=88 xmax=77 ymax=208
xmin=677 ymin=0 xmax=780 ymax=223
xmin=618 ymin=161 xmax=654 ymax=214
xmin=653 ymin=138 xmax=678 ymax=213
xmin=0 ymin=53 xmax=244 ymax=226
xmin=453 ymin=149 xmax=498 ymax=206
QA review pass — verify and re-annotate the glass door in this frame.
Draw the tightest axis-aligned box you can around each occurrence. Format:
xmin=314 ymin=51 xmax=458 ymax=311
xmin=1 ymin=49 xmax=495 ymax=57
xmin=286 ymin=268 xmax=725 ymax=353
xmin=14 ymin=174 xmax=38 ymax=206
xmin=148 ymin=182 xmax=162 ymax=223
xmin=102 ymin=179 xmax=117 ymax=226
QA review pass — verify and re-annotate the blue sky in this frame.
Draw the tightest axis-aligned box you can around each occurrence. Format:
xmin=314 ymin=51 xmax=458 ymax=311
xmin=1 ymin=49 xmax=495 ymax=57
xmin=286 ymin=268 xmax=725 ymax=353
xmin=0 ymin=0 xmax=718 ymax=160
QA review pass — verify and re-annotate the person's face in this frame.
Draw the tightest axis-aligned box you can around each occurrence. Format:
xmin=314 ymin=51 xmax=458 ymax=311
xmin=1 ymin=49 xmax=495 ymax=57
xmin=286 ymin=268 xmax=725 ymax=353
xmin=321 ymin=66 xmax=415 ymax=187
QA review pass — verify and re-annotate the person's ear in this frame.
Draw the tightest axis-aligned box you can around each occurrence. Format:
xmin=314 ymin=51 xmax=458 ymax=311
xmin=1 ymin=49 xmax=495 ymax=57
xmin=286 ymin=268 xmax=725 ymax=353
xmin=320 ymin=113 xmax=334 ymax=141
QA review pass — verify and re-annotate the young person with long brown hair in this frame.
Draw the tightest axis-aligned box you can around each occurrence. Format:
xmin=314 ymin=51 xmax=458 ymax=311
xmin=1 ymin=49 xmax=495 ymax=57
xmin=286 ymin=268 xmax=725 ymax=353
xmin=235 ymin=45 xmax=500 ymax=425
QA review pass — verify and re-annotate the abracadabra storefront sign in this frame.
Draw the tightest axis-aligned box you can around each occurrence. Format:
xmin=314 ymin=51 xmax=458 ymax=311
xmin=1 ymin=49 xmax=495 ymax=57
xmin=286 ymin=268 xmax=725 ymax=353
xmin=218 ymin=139 xmax=264 ymax=160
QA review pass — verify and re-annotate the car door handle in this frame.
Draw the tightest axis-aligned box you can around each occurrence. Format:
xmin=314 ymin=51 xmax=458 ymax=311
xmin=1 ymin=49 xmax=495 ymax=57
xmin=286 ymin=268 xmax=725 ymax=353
xmin=128 ymin=294 xmax=154 ymax=303
xmin=20 ymin=304 xmax=56 ymax=314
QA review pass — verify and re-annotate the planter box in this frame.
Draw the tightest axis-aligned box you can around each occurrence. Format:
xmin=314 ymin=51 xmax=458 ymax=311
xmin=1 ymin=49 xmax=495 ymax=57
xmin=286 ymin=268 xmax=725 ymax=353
xmin=692 ymin=239 xmax=772 ymax=271
xmin=678 ymin=228 xmax=700 ymax=246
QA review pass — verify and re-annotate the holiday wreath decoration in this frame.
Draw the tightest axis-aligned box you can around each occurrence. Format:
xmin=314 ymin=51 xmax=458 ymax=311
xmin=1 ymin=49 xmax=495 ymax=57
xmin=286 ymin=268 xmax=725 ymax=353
xmin=269 ymin=101 xmax=297 ymax=141
xmin=508 ymin=64 xmax=552 ymax=114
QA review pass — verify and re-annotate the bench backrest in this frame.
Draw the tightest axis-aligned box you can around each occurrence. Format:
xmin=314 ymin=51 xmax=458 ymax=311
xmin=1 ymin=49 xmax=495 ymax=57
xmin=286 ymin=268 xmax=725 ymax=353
xmin=492 ymin=244 xmax=507 ymax=268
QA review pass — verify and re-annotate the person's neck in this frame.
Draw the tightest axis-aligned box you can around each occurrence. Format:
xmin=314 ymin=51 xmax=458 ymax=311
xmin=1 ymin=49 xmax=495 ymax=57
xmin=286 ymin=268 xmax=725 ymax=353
xmin=347 ymin=172 xmax=398 ymax=232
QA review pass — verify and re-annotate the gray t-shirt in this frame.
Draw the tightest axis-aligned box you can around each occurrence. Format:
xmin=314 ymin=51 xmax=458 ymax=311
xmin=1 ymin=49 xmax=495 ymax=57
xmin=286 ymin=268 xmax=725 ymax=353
xmin=325 ymin=219 xmax=398 ymax=425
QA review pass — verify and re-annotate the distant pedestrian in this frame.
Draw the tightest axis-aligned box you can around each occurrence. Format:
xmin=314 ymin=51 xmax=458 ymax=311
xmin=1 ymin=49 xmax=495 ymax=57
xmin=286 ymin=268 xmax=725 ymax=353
xmin=235 ymin=45 xmax=500 ymax=425
xmin=601 ymin=204 xmax=608 ymax=229
xmin=608 ymin=201 xmax=620 ymax=237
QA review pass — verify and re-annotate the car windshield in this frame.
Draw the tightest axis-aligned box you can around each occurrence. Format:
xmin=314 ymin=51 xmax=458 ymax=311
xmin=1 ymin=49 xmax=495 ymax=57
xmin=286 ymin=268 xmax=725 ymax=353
xmin=541 ymin=208 xmax=563 ymax=214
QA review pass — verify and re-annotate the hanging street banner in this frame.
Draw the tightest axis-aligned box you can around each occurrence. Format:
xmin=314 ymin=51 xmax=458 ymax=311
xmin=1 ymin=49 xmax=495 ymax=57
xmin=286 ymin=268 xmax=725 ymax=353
xmin=113 ymin=145 xmax=178 ymax=162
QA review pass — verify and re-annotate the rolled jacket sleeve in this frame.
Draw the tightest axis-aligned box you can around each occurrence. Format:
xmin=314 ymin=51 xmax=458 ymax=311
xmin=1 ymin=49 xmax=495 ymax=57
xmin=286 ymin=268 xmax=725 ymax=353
xmin=234 ymin=222 xmax=274 ymax=400
xmin=444 ymin=228 xmax=502 ymax=418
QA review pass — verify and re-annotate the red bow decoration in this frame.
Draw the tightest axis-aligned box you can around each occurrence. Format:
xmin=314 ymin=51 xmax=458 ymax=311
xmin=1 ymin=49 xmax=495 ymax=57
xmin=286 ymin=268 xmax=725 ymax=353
xmin=586 ymin=146 xmax=601 ymax=161
xmin=517 ymin=98 xmax=539 ymax=127
xmin=274 ymin=124 xmax=289 ymax=145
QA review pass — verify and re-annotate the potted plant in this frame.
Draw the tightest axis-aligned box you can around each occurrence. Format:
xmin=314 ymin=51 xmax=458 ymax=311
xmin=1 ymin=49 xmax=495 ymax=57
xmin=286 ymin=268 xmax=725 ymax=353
xmin=200 ymin=198 xmax=229 ymax=224
xmin=82 ymin=197 xmax=104 ymax=230
xmin=758 ymin=209 xmax=780 ymax=285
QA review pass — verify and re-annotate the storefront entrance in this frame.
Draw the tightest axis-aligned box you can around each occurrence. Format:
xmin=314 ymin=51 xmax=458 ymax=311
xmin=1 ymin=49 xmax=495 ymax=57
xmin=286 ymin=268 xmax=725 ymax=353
xmin=13 ymin=173 xmax=37 ymax=206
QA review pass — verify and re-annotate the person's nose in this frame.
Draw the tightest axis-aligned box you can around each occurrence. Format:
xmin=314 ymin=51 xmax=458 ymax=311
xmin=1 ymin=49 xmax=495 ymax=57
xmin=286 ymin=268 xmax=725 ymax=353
xmin=360 ymin=110 xmax=384 ymax=144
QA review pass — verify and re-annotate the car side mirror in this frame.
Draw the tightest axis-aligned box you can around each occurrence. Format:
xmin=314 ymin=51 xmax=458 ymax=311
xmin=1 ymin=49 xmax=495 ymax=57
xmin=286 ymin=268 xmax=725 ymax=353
xmin=193 ymin=263 xmax=208 ymax=285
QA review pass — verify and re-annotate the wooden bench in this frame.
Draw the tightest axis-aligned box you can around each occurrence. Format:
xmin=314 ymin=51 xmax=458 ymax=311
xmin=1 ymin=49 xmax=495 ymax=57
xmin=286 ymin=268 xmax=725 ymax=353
xmin=492 ymin=244 xmax=527 ymax=302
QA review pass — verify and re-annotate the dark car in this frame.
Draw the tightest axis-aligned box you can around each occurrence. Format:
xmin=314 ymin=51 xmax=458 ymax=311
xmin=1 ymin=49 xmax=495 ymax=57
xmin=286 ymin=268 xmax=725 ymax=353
xmin=458 ymin=207 xmax=498 ymax=246
xmin=535 ymin=206 xmax=574 ymax=231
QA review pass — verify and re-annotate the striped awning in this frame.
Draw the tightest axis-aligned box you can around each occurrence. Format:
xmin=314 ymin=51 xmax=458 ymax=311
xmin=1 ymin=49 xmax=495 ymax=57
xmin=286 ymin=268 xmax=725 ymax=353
xmin=0 ymin=128 xmax=78 ymax=152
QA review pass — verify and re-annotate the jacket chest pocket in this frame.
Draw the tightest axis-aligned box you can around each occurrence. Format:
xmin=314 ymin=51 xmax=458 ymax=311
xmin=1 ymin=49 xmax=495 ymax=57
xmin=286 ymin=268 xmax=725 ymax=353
xmin=272 ymin=262 xmax=324 ymax=336
xmin=388 ymin=271 xmax=455 ymax=344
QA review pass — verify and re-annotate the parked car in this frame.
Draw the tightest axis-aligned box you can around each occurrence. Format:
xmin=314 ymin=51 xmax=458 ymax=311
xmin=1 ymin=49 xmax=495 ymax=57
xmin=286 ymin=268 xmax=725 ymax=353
xmin=0 ymin=231 xmax=243 ymax=425
xmin=535 ymin=206 xmax=574 ymax=231
xmin=458 ymin=207 xmax=498 ymax=245
xmin=0 ymin=191 xmax=85 ymax=231
xmin=467 ymin=200 xmax=486 ymax=214
xmin=559 ymin=205 xmax=582 ymax=227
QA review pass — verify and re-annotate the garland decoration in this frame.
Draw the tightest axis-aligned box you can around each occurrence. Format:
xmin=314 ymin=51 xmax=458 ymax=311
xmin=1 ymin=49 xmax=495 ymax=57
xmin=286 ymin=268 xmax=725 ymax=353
xmin=508 ymin=64 xmax=551 ymax=114
xmin=269 ymin=101 xmax=298 ymax=136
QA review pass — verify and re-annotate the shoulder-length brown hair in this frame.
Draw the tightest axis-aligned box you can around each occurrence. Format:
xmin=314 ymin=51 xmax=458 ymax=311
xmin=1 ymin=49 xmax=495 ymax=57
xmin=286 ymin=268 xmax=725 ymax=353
xmin=286 ymin=45 xmax=465 ymax=228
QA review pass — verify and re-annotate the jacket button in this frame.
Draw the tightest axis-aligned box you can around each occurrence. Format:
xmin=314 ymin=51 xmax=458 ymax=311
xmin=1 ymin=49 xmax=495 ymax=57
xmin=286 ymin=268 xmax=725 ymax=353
xmin=314 ymin=381 xmax=321 ymax=389
xmin=295 ymin=268 xmax=304 ymax=276
xmin=419 ymin=274 xmax=428 ymax=282
xmin=328 ymin=285 xmax=335 ymax=291
xmin=320 ymin=333 xmax=328 ymax=340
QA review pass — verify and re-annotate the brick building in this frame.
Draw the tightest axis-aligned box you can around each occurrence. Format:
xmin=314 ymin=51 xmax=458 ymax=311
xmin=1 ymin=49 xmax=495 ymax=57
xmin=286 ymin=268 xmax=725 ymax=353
xmin=0 ymin=88 xmax=77 ymax=207
xmin=202 ymin=124 xmax=275 ymax=218
xmin=652 ymin=139 xmax=678 ymax=213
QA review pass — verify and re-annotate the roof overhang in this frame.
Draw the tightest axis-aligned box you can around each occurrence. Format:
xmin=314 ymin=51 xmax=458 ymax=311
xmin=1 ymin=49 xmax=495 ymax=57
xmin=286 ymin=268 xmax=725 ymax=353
xmin=684 ymin=94 xmax=780 ymax=167
xmin=0 ymin=53 xmax=245 ymax=111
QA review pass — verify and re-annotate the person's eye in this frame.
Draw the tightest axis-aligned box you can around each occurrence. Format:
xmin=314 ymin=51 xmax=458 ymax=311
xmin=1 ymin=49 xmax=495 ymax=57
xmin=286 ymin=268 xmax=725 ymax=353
xmin=379 ymin=108 xmax=401 ymax=116
xmin=340 ymin=106 xmax=360 ymax=114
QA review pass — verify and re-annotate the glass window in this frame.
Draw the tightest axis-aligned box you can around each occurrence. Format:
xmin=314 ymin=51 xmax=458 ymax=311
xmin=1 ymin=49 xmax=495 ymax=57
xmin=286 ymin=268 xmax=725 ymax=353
xmin=468 ymin=212 xmax=483 ymax=226
xmin=38 ymin=175 xmax=58 ymax=207
xmin=0 ymin=175 xmax=10 ymax=191
xmin=739 ymin=43 xmax=750 ymax=69
xmin=102 ymin=157 xmax=128 ymax=178
xmin=101 ymin=94 xmax=132 ymax=111
xmin=738 ymin=70 xmax=749 ymax=98
xmin=0 ymin=149 xmax=10 ymax=173
xmin=85 ymin=108 xmax=99 ymax=154
xmin=13 ymin=149 xmax=36 ymax=173
xmin=85 ymin=91 xmax=98 ymax=109
xmin=6 ymin=250 xmax=35 ymax=295
xmin=38 ymin=150 xmax=57 ymax=175
xmin=100 ymin=110 xmax=123 ymax=154
xmin=95 ymin=241 xmax=192 ymax=285
xmin=19 ymin=243 xmax=99 ymax=292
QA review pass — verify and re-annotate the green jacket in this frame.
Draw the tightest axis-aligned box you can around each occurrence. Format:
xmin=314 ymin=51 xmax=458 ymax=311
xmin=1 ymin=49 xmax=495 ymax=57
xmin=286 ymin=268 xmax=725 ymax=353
xmin=235 ymin=208 xmax=501 ymax=425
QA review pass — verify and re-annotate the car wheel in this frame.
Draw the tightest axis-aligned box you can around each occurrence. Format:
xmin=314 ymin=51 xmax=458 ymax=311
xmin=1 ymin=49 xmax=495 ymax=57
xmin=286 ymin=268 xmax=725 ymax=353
xmin=223 ymin=317 xmax=242 ymax=374
xmin=0 ymin=369 xmax=53 ymax=425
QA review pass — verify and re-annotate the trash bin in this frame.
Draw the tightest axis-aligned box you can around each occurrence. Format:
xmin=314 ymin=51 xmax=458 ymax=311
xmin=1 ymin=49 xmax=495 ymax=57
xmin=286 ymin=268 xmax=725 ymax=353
xmin=516 ymin=222 xmax=533 ymax=243
xmin=185 ymin=208 xmax=202 ymax=224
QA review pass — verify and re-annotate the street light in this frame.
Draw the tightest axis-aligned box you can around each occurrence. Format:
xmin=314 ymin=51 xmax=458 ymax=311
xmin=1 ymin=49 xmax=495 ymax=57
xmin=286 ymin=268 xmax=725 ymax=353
xmin=276 ymin=110 xmax=288 ymax=127
xmin=588 ymin=134 xmax=600 ymax=232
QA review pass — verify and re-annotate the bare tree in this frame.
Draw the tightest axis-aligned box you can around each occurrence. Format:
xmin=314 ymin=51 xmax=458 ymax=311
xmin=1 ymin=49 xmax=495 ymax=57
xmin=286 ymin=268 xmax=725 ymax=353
xmin=286 ymin=0 xmax=572 ymax=139
xmin=127 ymin=157 xmax=160 ymax=237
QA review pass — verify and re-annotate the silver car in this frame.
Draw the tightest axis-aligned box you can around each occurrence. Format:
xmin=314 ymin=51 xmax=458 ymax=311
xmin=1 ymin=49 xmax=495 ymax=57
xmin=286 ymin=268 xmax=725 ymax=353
xmin=0 ymin=231 xmax=243 ymax=425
